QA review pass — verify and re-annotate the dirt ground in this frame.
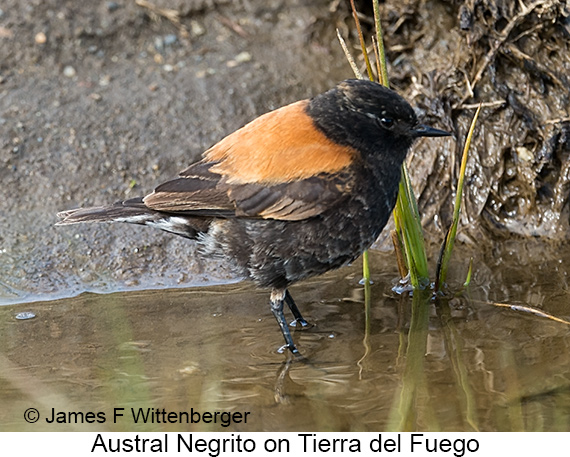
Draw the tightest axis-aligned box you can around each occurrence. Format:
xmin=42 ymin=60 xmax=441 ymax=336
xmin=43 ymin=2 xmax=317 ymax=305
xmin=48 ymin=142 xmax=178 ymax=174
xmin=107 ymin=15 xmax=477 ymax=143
xmin=1 ymin=0 xmax=569 ymax=303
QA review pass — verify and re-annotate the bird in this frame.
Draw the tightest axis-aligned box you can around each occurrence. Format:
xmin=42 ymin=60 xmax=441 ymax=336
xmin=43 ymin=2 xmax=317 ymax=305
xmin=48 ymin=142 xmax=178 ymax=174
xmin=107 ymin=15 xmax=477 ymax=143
xmin=57 ymin=79 xmax=450 ymax=355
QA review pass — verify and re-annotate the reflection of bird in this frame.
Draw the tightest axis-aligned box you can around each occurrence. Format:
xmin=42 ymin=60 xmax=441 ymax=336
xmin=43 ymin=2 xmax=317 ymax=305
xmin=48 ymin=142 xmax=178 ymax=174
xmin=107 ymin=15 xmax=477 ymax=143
xmin=57 ymin=79 xmax=449 ymax=355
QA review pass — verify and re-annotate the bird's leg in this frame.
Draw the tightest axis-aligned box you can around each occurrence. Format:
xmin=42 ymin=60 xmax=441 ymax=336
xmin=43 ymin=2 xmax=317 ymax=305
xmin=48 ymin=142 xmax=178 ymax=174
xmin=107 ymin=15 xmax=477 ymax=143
xmin=284 ymin=290 xmax=309 ymax=327
xmin=270 ymin=288 xmax=299 ymax=355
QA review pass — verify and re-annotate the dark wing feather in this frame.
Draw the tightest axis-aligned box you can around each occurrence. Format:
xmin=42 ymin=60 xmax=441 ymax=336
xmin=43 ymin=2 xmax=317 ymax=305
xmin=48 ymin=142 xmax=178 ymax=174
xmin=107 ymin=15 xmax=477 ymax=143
xmin=143 ymin=163 xmax=353 ymax=221
xmin=143 ymin=162 xmax=234 ymax=215
xmin=228 ymin=174 xmax=353 ymax=220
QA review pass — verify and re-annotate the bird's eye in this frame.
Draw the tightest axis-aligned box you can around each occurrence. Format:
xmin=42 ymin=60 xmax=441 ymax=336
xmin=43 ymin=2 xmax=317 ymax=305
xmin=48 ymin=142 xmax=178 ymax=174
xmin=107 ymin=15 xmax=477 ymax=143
xmin=379 ymin=117 xmax=394 ymax=129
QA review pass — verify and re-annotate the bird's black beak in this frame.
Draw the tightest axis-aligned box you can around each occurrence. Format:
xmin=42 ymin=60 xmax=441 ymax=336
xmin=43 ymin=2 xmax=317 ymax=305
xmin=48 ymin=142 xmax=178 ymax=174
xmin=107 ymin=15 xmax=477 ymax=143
xmin=413 ymin=124 xmax=451 ymax=138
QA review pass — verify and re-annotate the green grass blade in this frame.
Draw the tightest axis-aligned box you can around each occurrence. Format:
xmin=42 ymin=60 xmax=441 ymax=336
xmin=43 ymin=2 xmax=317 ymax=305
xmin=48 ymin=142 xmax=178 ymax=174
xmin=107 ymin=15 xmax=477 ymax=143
xmin=362 ymin=249 xmax=371 ymax=281
xmin=396 ymin=165 xmax=429 ymax=288
xmin=464 ymin=257 xmax=474 ymax=287
xmin=436 ymin=105 xmax=481 ymax=291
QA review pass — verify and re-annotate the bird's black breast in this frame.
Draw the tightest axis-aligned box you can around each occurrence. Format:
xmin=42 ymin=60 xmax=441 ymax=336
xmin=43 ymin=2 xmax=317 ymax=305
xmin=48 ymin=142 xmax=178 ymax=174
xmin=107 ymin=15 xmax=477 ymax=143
xmin=198 ymin=163 xmax=401 ymax=289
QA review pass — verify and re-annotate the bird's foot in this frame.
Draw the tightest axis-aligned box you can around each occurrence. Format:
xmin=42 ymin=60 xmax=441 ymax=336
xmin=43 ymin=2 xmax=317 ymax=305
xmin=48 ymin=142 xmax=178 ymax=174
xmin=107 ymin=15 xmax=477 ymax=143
xmin=289 ymin=317 xmax=310 ymax=328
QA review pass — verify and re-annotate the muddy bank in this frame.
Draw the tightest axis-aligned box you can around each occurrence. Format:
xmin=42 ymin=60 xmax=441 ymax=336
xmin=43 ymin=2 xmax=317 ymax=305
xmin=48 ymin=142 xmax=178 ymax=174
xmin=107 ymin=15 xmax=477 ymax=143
xmin=368 ymin=0 xmax=570 ymax=240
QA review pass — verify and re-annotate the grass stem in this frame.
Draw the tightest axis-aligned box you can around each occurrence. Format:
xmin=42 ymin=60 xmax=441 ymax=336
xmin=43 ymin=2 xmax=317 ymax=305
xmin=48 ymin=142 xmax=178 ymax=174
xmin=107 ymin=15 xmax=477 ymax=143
xmin=436 ymin=105 xmax=481 ymax=291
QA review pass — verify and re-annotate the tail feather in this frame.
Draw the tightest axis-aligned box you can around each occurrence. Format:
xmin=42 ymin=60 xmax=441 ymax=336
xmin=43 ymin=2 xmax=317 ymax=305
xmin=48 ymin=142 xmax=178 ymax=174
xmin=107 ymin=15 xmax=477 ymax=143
xmin=56 ymin=198 xmax=149 ymax=224
xmin=56 ymin=197 xmax=207 ymax=239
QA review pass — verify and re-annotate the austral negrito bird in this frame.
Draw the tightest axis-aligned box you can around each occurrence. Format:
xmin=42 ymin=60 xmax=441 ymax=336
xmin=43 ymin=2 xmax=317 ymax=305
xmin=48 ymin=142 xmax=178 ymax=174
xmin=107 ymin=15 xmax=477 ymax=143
xmin=57 ymin=79 xmax=450 ymax=355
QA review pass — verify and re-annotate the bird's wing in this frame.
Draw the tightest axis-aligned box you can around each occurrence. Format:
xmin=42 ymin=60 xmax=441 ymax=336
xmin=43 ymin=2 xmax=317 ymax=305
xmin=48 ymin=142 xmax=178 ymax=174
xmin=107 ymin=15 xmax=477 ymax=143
xmin=143 ymin=100 xmax=358 ymax=221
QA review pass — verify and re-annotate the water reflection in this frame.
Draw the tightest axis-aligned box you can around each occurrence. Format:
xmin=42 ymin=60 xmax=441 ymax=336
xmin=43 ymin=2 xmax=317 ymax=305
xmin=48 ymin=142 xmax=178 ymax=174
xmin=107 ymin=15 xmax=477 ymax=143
xmin=1 ymin=244 xmax=570 ymax=431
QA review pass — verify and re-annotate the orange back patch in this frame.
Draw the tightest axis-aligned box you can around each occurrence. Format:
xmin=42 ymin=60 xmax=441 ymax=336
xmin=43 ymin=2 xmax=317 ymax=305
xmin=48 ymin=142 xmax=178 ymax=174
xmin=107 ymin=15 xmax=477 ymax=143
xmin=204 ymin=100 xmax=356 ymax=184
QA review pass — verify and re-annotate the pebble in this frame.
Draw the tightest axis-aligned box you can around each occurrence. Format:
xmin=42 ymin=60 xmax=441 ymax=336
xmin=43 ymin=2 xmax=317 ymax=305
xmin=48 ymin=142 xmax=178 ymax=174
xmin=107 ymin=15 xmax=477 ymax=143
xmin=99 ymin=74 xmax=111 ymax=86
xmin=35 ymin=32 xmax=47 ymax=44
xmin=163 ymin=34 xmax=177 ymax=46
xmin=63 ymin=65 xmax=76 ymax=78
xmin=156 ymin=34 xmax=177 ymax=49
xmin=106 ymin=1 xmax=120 ymax=12
xmin=0 ymin=26 xmax=13 ymax=38
xmin=196 ymin=68 xmax=217 ymax=78
xmin=190 ymin=20 xmax=206 ymax=37
xmin=163 ymin=64 xmax=174 ymax=72
xmin=235 ymin=51 xmax=252 ymax=63
xmin=226 ymin=51 xmax=252 ymax=68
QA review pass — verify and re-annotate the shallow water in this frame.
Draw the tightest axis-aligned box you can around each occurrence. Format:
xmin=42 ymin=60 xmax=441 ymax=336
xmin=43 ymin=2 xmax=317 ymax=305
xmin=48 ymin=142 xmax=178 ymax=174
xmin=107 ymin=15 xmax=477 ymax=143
xmin=1 ymin=244 xmax=570 ymax=432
